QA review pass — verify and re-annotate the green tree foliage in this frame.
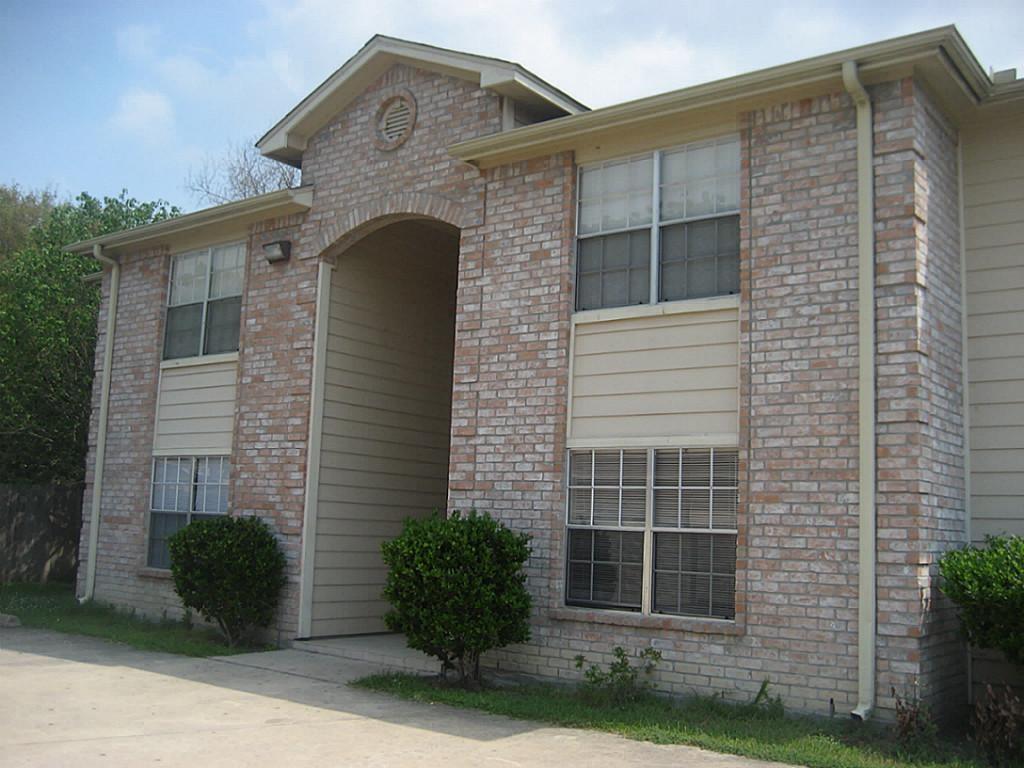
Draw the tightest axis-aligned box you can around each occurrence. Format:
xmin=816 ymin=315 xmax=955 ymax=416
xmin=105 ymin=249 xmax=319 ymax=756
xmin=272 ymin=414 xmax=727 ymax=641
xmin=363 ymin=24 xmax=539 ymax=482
xmin=0 ymin=183 xmax=57 ymax=258
xmin=381 ymin=511 xmax=532 ymax=685
xmin=168 ymin=516 xmax=287 ymax=647
xmin=0 ymin=191 xmax=179 ymax=482
xmin=939 ymin=536 xmax=1024 ymax=665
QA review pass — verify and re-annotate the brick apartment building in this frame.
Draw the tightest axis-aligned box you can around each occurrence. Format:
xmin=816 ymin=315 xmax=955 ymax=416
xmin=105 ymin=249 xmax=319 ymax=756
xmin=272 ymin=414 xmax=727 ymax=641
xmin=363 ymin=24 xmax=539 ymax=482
xmin=67 ymin=27 xmax=1024 ymax=719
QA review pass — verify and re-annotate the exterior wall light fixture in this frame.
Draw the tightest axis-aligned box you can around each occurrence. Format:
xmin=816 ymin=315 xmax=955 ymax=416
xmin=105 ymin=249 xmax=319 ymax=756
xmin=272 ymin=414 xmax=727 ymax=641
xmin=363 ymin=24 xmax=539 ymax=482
xmin=263 ymin=240 xmax=291 ymax=263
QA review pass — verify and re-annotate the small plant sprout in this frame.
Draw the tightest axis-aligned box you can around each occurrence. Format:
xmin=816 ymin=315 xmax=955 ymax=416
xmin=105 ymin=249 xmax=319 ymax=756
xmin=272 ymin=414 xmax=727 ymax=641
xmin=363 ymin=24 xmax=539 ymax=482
xmin=574 ymin=646 xmax=662 ymax=704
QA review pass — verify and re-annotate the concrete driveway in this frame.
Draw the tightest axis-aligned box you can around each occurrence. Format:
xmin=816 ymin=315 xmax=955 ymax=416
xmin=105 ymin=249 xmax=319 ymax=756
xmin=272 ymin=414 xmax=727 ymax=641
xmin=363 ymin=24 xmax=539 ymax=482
xmin=0 ymin=628 xmax=780 ymax=767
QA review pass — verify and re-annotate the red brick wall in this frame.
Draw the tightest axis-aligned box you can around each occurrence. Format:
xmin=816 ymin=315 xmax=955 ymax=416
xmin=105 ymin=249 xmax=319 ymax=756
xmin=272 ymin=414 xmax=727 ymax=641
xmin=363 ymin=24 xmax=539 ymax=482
xmin=78 ymin=62 xmax=506 ymax=637
xmin=448 ymin=92 xmax=871 ymax=714
xmin=295 ymin=63 xmax=498 ymax=257
xmin=913 ymin=84 xmax=967 ymax=714
xmin=232 ymin=214 xmax=314 ymax=639
xmin=447 ymin=153 xmax=576 ymax=610
xmin=79 ymin=60 xmax=968 ymax=715
xmin=77 ymin=246 xmax=180 ymax=615
xmin=453 ymin=83 xmax=967 ymax=718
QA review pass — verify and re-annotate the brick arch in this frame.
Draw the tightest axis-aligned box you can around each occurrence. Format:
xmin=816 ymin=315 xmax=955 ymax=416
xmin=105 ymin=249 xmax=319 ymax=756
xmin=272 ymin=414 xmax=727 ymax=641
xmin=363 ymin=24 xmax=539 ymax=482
xmin=316 ymin=192 xmax=467 ymax=257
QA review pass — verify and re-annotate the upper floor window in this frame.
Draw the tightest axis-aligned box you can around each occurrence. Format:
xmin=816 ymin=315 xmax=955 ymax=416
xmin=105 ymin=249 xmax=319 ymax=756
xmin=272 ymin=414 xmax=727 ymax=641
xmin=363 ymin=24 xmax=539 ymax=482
xmin=164 ymin=243 xmax=245 ymax=360
xmin=576 ymin=136 xmax=740 ymax=311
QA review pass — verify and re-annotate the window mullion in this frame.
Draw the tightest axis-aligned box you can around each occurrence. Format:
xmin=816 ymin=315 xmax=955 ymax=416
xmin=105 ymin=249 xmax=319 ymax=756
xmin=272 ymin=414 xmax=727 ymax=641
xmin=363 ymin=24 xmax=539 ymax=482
xmin=650 ymin=150 xmax=661 ymax=304
xmin=198 ymin=248 xmax=212 ymax=356
xmin=710 ymin=448 xmax=715 ymax=529
xmin=189 ymin=457 xmax=199 ymax=524
xmin=675 ymin=450 xmax=684 ymax=528
xmin=617 ymin=449 xmax=623 ymax=526
xmin=589 ymin=452 xmax=595 ymax=526
xmin=641 ymin=448 xmax=654 ymax=615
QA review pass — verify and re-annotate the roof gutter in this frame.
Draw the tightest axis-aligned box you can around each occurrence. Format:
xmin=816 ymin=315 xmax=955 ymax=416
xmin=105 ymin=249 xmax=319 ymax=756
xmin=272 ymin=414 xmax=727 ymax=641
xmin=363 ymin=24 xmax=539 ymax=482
xmin=450 ymin=26 xmax=990 ymax=168
xmin=64 ymin=186 xmax=314 ymax=256
xmin=82 ymin=244 xmax=119 ymax=602
xmin=842 ymin=60 xmax=877 ymax=722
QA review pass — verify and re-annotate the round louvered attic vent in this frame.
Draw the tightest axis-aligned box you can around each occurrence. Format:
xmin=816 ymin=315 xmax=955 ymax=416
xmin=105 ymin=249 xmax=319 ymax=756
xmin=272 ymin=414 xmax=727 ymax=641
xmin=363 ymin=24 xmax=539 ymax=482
xmin=373 ymin=91 xmax=417 ymax=151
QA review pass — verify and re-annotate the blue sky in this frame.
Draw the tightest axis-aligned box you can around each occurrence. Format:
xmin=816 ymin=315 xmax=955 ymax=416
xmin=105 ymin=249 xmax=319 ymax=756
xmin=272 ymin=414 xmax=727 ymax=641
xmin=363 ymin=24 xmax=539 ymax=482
xmin=2 ymin=0 xmax=1021 ymax=211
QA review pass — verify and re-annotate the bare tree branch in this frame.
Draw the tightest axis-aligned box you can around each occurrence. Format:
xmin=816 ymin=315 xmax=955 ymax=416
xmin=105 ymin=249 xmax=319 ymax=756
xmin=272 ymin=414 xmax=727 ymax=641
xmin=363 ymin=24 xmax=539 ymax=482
xmin=185 ymin=137 xmax=299 ymax=206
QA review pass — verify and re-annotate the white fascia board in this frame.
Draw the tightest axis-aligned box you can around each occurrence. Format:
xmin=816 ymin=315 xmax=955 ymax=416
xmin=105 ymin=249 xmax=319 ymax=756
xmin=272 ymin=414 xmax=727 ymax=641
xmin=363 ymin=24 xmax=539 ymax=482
xmin=64 ymin=187 xmax=314 ymax=255
xmin=450 ymin=26 xmax=997 ymax=167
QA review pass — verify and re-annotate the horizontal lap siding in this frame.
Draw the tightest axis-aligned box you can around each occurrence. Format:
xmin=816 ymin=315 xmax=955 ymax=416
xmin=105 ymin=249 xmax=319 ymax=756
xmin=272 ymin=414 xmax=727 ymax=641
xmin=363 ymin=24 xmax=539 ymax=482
xmin=964 ymin=109 xmax=1024 ymax=700
xmin=312 ymin=226 xmax=457 ymax=637
xmin=964 ymin=111 xmax=1024 ymax=544
xmin=569 ymin=307 xmax=740 ymax=441
xmin=153 ymin=360 xmax=237 ymax=454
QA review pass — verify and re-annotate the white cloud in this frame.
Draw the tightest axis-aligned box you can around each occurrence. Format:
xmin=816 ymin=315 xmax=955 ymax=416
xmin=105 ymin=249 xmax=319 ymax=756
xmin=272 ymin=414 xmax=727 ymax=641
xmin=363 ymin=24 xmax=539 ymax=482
xmin=109 ymin=87 xmax=175 ymax=145
xmin=243 ymin=0 xmax=734 ymax=107
xmin=98 ymin=0 xmax=1022 ymax=210
xmin=116 ymin=24 xmax=160 ymax=61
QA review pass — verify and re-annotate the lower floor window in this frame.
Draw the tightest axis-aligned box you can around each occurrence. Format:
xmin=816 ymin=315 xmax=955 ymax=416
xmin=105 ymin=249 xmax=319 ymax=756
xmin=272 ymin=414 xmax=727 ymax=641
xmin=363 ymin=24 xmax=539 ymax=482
xmin=148 ymin=456 xmax=229 ymax=568
xmin=566 ymin=447 xmax=738 ymax=620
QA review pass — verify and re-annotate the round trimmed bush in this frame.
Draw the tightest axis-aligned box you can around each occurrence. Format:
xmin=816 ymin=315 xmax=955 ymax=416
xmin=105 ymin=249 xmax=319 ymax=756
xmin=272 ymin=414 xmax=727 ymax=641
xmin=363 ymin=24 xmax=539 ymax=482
xmin=939 ymin=535 xmax=1024 ymax=664
xmin=168 ymin=515 xmax=286 ymax=647
xmin=381 ymin=510 xmax=531 ymax=684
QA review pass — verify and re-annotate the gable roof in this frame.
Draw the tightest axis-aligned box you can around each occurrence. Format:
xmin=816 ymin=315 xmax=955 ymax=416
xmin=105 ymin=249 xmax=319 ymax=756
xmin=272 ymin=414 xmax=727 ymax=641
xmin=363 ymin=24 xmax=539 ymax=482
xmin=258 ymin=35 xmax=587 ymax=167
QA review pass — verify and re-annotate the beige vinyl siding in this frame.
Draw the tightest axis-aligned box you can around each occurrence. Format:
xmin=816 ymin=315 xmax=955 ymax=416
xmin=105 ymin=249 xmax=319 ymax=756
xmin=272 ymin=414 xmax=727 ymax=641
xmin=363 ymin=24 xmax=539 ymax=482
xmin=153 ymin=359 xmax=237 ymax=454
xmin=311 ymin=224 xmax=457 ymax=637
xmin=963 ymin=108 xmax=1024 ymax=699
xmin=569 ymin=302 xmax=739 ymax=443
xmin=964 ymin=109 xmax=1024 ymax=545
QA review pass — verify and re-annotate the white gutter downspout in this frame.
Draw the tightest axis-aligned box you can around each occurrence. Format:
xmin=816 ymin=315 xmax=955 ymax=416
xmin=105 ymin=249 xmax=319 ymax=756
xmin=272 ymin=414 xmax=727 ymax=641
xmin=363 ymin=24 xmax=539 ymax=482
xmin=843 ymin=60 xmax=877 ymax=721
xmin=297 ymin=258 xmax=333 ymax=638
xmin=83 ymin=244 xmax=120 ymax=601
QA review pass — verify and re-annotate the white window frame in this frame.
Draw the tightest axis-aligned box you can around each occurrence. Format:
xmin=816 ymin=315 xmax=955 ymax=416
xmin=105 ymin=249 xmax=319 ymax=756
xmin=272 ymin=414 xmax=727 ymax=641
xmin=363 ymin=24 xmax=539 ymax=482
xmin=565 ymin=447 xmax=739 ymax=621
xmin=164 ymin=241 xmax=245 ymax=360
xmin=575 ymin=135 xmax=741 ymax=312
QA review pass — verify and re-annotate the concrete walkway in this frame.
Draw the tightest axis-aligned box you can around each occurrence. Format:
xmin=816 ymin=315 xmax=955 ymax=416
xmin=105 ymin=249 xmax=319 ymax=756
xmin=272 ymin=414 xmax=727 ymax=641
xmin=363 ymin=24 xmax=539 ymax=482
xmin=0 ymin=628 xmax=782 ymax=767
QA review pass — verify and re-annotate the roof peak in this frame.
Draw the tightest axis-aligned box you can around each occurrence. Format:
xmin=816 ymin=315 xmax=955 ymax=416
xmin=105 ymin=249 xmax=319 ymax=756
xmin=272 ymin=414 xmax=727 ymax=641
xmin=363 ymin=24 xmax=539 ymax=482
xmin=257 ymin=34 xmax=586 ymax=167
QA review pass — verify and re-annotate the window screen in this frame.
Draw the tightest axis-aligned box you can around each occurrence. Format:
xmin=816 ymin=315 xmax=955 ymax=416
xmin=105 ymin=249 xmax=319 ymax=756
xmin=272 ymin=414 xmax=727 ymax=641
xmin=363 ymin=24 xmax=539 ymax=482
xmin=163 ymin=303 xmax=203 ymax=359
xmin=659 ymin=216 xmax=740 ymax=301
xmin=204 ymin=296 xmax=242 ymax=355
xmin=577 ymin=231 xmax=651 ymax=311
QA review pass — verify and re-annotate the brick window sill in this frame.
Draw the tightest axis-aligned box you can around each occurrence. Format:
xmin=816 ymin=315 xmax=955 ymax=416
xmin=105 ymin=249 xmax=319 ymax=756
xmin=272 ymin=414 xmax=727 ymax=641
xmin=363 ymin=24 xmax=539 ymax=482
xmin=548 ymin=606 xmax=744 ymax=636
xmin=138 ymin=567 xmax=174 ymax=581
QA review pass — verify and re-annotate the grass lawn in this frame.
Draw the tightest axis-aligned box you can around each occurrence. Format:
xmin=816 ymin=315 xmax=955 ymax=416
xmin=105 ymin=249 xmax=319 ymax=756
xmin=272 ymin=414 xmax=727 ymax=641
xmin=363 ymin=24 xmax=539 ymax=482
xmin=353 ymin=672 xmax=989 ymax=768
xmin=0 ymin=582 xmax=260 ymax=657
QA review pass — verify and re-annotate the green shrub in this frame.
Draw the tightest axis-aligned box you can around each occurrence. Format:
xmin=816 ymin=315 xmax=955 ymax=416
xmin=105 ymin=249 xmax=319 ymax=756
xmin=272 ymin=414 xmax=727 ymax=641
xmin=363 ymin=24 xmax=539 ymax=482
xmin=168 ymin=516 xmax=286 ymax=647
xmin=380 ymin=511 xmax=531 ymax=685
xmin=574 ymin=646 xmax=662 ymax=704
xmin=939 ymin=536 xmax=1024 ymax=664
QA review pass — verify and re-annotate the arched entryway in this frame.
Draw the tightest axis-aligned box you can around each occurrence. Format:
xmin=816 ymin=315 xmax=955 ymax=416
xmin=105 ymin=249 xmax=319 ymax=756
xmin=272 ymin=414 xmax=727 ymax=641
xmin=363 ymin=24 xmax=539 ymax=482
xmin=307 ymin=217 xmax=459 ymax=637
